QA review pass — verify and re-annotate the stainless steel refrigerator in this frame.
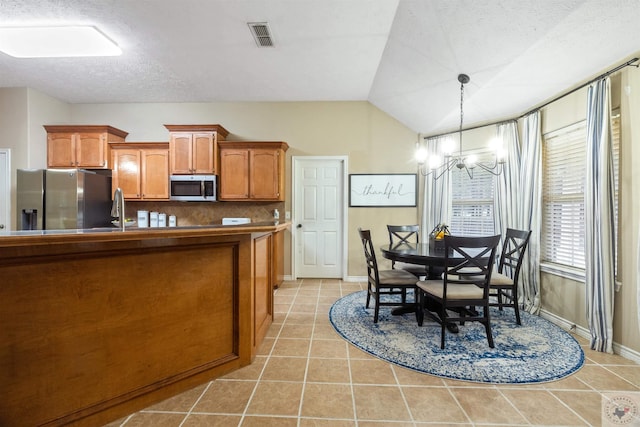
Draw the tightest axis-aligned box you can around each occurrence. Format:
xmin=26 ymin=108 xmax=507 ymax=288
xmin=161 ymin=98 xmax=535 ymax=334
xmin=16 ymin=169 xmax=113 ymax=230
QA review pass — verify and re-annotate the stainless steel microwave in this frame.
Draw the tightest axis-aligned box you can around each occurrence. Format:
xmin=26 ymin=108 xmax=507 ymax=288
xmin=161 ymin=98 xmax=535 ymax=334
xmin=169 ymin=175 xmax=217 ymax=201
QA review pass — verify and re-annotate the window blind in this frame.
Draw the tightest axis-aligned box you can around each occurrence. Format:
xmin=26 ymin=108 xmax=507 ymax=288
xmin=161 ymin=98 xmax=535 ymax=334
xmin=450 ymin=160 xmax=495 ymax=236
xmin=542 ymin=121 xmax=586 ymax=269
xmin=541 ymin=117 xmax=619 ymax=271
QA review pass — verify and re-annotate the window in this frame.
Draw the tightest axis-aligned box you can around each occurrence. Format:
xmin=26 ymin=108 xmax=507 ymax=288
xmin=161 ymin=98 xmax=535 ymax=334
xmin=541 ymin=116 xmax=620 ymax=272
xmin=450 ymin=155 xmax=495 ymax=236
xmin=542 ymin=122 xmax=586 ymax=269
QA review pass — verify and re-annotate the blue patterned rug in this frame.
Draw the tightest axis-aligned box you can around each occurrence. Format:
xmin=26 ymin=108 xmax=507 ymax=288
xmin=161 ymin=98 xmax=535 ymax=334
xmin=329 ymin=290 xmax=584 ymax=384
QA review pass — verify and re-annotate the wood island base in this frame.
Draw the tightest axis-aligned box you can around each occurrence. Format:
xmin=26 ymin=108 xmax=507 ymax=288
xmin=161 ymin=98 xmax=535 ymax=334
xmin=0 ymin=225 xmax=283 ymax=426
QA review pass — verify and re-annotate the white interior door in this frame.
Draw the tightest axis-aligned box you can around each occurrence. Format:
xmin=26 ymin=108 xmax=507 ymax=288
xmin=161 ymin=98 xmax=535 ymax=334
xmin=293 ymin=157 xmax=347 ymax=279
xmin=0 ymin=149 xmax=11 ymax=233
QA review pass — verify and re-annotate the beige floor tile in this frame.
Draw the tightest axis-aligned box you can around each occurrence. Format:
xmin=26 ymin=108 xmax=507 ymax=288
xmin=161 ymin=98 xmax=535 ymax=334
xmin=402 ymin=386 xmax=468 ymax=423
xmin=392 ymin=366 xmax=446 ymax=386
xmin=313 ymin=324 xmax=341 ymax=339
xmin=293 ymin=296 xmax=319 ymax=306
xmin=451 ymin=387 xmax=528 ymax=424
xmin=574 ymin=365 xmax=640 ymax=391
xmin=602 ymin=365 xmax=640 ymax=387
xmin=279 ymin=323 xmax=315 ymax=339
xmin=221 ymin=357 xmax=267 ymax=380
xmin=584 ymin=349 xmax=639 ymax=365
xmin=289 ymin=303 xmax=318 ymax=314
xmin=145 ymin=383 xmax=207 ymax=411
xmin=301 ymin=383 xmax=355 ymax=419
xmin=122 ymin=412 xmax=186 ymax=426
xmin=285 ymin=312 xmax=317 ymax=324
xmin=500 ymin=388 xmax=588 ymax=425
xmin=298 ymin=418 xmax=356 ymax=426
xmin=352 ymin=384 xmax=412 ymax=421
xmin=192 ymin=380 xmax=256 ymax=414
xmin=306 ymin=358 xmax=351 ymax=383
xmin=181 ymin=414 xmax=242 ymax=426
xmin=261 ymin=356 xmax=307 ymax=381
xmin=357 ymin=422 xmax=420 ymax=427
xmin=350 ymin=359 xmax=398 ymax=385
xmin=245 ymin=381 xmax=303 ymax=416
xmin=542 ymin=374 xmax=592 ymax=390
xmin=240 ymin=415 xmax=298 ymax=426
xmin=255 ymin=337 xmax=275 ymax=356
xmin=347 ymin=345 xmax=378 ymax=360
xmin=271 ymin=338 xmax=311 ymax=357
xmin=551 ymin=390 xmax=604 ymax=426
xmin=309 ymin=339 xmax=349 ymax=358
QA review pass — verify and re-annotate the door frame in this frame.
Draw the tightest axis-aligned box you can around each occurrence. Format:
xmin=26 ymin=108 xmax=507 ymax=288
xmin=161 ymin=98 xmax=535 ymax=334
xmin=0 ymin=149 xmax=11 ymax=232
xmin=291 ymin=155 xmax=349 ymax=281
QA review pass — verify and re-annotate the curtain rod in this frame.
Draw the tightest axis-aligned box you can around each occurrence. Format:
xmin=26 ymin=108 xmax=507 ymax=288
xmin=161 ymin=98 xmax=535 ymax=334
xmin=422 ymin=57 xmax=639 ymax=141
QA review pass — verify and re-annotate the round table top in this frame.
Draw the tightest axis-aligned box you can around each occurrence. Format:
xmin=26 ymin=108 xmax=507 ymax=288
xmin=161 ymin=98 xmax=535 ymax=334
xmin=380 ymin=242 xmax=452 ymax=267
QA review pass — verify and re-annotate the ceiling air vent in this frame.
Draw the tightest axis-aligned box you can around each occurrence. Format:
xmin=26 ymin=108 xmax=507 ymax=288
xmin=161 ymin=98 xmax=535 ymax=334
xmin=248 ymin=22 xmax=274 ymax=47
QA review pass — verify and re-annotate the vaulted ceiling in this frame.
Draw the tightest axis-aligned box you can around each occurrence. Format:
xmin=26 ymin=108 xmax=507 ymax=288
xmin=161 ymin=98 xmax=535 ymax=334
xmin=1 ymin=0 xmax=639 ymax=135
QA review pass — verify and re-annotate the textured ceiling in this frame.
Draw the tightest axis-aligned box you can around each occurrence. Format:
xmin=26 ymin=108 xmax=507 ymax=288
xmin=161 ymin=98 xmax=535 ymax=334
xmin=1 ymin=0 xmax=639 ymax=135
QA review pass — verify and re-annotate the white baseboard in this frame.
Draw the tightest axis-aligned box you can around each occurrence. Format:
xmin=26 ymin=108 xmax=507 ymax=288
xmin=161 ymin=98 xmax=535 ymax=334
xmin=540 ymin=309 xmax=640 ymax=364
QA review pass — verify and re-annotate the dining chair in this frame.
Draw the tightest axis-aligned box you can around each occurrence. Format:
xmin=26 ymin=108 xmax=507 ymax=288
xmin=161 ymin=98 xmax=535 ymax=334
xmin=416 ymin=234 xmax=501 ymax=349
xmin=358 ymin=228 xmax=419 ymax=323
xmin=489 ymin=228 xmax=532 ymax=325
xmin=386 ymin=224 xmax=428 ymax=278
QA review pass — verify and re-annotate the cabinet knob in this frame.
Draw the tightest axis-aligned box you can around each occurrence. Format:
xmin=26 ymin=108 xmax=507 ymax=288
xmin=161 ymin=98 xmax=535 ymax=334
xmin=0 ymin=224 xmax=4 ymax=229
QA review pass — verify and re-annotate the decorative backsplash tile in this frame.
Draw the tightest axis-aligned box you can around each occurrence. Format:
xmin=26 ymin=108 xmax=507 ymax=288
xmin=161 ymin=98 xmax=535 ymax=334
xmin=124 ymin=201 xmax=285 ymax=227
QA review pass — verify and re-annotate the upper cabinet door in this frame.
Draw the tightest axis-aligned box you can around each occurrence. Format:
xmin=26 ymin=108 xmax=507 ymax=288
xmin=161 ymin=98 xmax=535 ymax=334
xmin=250 ymin=149 xmax=280 ymax=200
xmin=112 ymin=149 xmax=141 ymax=199
xmin=219 ymin=149 xmax=250 ymax=199
xmin=170 ymin=133 xmax=194 ymax=174
xmin=141 ymin=150 xmax=170 ymax=199
xmin=192 ymin=133 xmax=215 ymax=174
xmin=75 ymin=132 xmax=108 ymax=168
xmin=47 ymin=132 xmax=76 ymax=167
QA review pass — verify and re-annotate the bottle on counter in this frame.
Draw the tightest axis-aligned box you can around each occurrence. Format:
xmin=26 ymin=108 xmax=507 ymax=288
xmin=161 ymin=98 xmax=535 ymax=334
xmin=274 ymin=209 xmax=280 ymax=220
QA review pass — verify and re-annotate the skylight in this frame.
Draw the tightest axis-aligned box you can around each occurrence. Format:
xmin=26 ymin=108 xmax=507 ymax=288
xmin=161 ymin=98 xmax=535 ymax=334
xmin=0 ymin=25 xmax=122 ymax=58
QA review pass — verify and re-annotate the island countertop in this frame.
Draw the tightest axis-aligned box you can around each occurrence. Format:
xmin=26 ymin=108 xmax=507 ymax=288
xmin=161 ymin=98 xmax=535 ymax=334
xmin=0 ymin=221 xmax=288 ymax=426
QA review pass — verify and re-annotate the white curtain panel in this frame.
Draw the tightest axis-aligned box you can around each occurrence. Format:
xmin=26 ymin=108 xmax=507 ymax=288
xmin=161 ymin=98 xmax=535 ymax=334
xmin=493 ymin=120 xmax=521 ymax=237
xmin=585 ymin=77 xmax=616 ymax=353
xmin=520 ymin=111 xmax=542 ymax=314
xmin=420 ymin=135 xmax=452 ymax=238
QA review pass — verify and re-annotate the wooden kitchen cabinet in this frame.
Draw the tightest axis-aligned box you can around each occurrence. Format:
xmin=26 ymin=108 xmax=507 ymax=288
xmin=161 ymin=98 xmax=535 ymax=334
xmin=45 ymin=125 xmax=128 ymax=169
xmin=111 ymin=143 xmax=169 ymax=200
xmin=165 ymin=124 xmax=229 ymax=175
xmin=218 ymin=141 xmax=289 ymax=201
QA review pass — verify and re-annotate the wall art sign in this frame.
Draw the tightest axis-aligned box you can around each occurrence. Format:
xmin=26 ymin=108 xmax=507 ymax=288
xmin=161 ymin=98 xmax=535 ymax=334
xmin=349 ymin=174 xmax=417 ymax=207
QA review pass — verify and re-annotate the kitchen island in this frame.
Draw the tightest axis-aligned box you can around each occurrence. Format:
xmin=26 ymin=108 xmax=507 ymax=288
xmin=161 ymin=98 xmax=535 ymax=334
xmin=0 ymin=222 xmax=289 ymax=427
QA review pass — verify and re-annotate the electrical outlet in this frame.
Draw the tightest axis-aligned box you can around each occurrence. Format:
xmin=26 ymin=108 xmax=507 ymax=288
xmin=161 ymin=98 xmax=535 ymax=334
xmin=285 ymin=211 xmax=291 ymax=220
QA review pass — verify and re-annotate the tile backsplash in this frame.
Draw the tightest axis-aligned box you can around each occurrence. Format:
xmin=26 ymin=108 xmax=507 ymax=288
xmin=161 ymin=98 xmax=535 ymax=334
xmin=124 ymin=201 xmax=285 ymax=226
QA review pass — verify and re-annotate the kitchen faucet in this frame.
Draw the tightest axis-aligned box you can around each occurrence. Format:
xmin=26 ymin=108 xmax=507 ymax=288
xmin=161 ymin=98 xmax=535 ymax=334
xmin=111 ymin=188 xmax=125 ymax=231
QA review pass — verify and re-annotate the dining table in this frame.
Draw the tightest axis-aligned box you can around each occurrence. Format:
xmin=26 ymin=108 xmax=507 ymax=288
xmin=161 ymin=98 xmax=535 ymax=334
xmin=380 ymin=241 xmax=455 ymax=279
xmin=380 ymin=241 xmax=467 ymax=332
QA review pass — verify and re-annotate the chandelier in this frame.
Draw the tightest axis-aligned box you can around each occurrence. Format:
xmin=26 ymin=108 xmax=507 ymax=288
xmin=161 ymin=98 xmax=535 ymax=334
xmin=416 ymin=74 xmax=506 ymax=179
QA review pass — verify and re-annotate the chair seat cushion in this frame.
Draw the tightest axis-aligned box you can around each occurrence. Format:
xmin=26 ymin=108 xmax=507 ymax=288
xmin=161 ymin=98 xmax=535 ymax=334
xmin=379 ymin=269 xmax=419 ymax=285
xmin=417 ymin=279 xmax=483 ymax=299
xmin=490 ymin=272 xmax=514 ymax=286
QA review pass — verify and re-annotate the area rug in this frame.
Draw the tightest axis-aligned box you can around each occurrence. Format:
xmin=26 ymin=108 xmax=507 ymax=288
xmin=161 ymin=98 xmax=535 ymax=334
xmin=329 ymin=290 xmax=584 ymax=384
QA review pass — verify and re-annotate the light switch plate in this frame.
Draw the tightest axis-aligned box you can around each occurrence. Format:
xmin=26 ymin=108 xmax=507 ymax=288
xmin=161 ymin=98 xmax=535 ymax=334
xmin=285 ymin=211 xmax=291 ymax=220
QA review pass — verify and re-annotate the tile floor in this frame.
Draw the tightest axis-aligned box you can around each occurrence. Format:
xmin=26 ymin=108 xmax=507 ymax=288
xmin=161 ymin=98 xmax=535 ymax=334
xmin=105 ymin=279 xmax=640 ymax=426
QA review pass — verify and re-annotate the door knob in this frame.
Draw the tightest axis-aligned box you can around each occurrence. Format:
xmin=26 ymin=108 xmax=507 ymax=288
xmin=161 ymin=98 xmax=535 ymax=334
xmin=297 ymin=224 xmax=302 ymax=228
xmin=0 ymin=224 xmax=4 ymax=229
